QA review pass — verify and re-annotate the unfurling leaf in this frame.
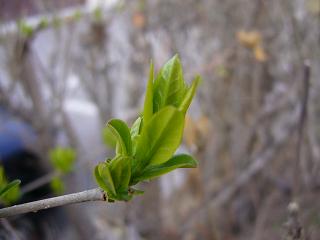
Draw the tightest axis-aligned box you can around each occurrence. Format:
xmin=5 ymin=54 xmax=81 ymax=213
xmin=153 ymin=55 xmax=188 ymax=113
xmin=107 ymin=119 xmax=132 ymax=156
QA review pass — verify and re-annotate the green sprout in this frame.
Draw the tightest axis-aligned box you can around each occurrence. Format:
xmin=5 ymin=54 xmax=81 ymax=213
xmin=17 ymin=20 xmax=34 ymax=38
xmin=95 ymin=55 xmax=201 ymax=201
xmin=49 ymin=147 xmax=76 ymax=194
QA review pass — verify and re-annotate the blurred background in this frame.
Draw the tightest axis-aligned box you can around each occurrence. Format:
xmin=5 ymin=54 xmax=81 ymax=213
xmin=0 ymin=0 xmax=319 ymax=239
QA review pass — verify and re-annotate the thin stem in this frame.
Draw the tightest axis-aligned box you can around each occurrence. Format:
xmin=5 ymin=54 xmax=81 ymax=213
xmin=294 ymin=60 xmax=311 ymax=196
xmin=0 ymin=218 xmax=22 ymax=240
xmin=20 ymin=171 xmax=60 ymax=195
xmin=0 ymin=188 xmax=106 ymax=218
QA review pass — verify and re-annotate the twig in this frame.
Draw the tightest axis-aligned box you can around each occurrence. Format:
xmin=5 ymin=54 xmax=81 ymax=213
xmin=20 ymin=171 xmax=60 ymax=195
xmin=180 ymin=103 xmax=300 ymax=235
xmin=20 ymin=154 xmax=101 ymax=195
xmin=252 ymin=191 xmax=279 ymax=240
xmin=294 ymin=60 xmax=311 ymax=195
xmin=0 ymin=218 xmax=22 ymax=240
xmin=0 ymin=188 xmax=106 ymax=218
xmin=20 ymin=143 xmax=108 ymax=195
xmin=0 ymin=6 xmax=91 ymax=37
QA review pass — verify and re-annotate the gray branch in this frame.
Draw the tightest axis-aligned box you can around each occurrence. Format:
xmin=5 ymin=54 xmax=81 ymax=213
xmin=180 ymin=103 xmax=301 ymax=234
xmin=0 ymin=188 xmax=106 ymax=218
xmin=20 ymin=171 xmax=60 ymax=195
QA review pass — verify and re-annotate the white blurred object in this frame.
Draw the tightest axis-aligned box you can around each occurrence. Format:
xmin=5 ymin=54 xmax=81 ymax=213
xmin=64 ymin=99 xmax=98 ymax=116
xmin=86 ymin=0 xmax=119 ymax=11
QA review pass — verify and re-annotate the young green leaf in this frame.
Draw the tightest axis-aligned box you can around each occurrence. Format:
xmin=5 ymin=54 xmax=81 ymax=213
xmin=143 ymin=61 xmax=154 ymax=124
xmin=0 ymin=166 xmax=5 ymax=185
xmin=38 ymin=18 xmax=49 ymax=29
xmin=0 ymin=166 xmax=21 ymax=204
xmin=132 ymin=106 xmax=184 ymax=178
xmin=178 ymin=75 xmax=201 ymax=115
xmin=50 ymin=177 xmax=64 ymax=195
xmin=49 ymin=147 xmax=76 ymax=173
xmin=102 ymin=125 xmax=117 ymax=149
xmin=18 ymin=20 xmax=34 ymax=37
xmin=134 ymin=154 xmax=197 ymax=182
xmin=0 ymin=180 xmax=21 ymax=198
xmin=109 ymin=156 xmax=131 ymax=192
xmin=107 ymin=119 xmax=132 ymax=156
xmin=94 ymin=163 xmax=116 ymax=197
xmin=153 ymin=55 xmax=188 ymax=112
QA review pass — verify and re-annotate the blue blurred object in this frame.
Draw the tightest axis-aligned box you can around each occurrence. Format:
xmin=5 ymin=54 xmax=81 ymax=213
xmin=0 ymin=107 xmax=70 ymax=240
xmin=0 ymin=107 xmax=37 ymax=161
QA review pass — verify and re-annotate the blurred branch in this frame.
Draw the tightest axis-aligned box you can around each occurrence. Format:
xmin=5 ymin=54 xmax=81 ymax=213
xmin=181 ymin=59 xmax=308 ymax=234
xmin=279 ymin=0 xmax=305 ymax=64
xmin=181 ymin=103 xmax=300 ymax=235
xmin=20 ymin=154 xmax=98 ymax=196
xmin=20 ymin=171 xmax=60 ymax=195
xmin=202 ymin=81 xmax=298 ymax=185
xmin=0 ymin=188 xmax=106 ymax=218
xmin=0 ymin=82 xmax=32 ymax=123
xmin=293 ymin=60 xmax=311 ymax=194
xmin=0 ymin=5 xmax=101 ymax=37
xmin=0 ymin=218 xmax=21 ymax=240
xmin=252 ymin=191 xmax=279 ymax=239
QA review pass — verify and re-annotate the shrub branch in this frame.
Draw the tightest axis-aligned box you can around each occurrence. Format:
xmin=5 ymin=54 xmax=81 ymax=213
xmin=0 ymin=188 xmax=106 ymax=218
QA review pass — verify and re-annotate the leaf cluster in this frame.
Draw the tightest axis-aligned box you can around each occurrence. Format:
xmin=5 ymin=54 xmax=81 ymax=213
xmin=95 ymin=55 xmax=201 ymax=201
